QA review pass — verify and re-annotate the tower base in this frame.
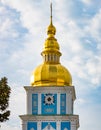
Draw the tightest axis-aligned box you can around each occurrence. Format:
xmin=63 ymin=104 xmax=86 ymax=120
xmin=20 ymin=115 xmax=79 ymax=130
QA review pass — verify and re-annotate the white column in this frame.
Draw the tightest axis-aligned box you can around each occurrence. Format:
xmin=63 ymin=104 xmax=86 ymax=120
xmin=67 ymin=93 xmax=72 ymax=114
xmin=22 ymin=121 xmax=27 ymax=130
xmin=38 ymin=93 xmax=41 ymax=114
xmin=38 ymin=122 xmax=41 ymax=130
xmin=69 ymin=93 xmax=72 ymax=114
xmin=57 ymin=121 xmax=60 ymax=130
xmin=57 ymin=93 xmax=60 ymax=114
xmin=66 ymin=93 xmax=69 ymax=114
xmin=71 ymin=125 xmax=77 ymax=130
xmin=27 ymin=91 xmax=32 ymax=114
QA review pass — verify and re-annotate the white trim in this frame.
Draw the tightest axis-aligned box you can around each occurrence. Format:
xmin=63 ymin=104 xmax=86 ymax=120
xmin=57 ymin=93 xmax=60 ymax=114
xmin=38 ymin=122 xmax=41 ymax=130
xmin=57 ymin=121 xmax=60 ymax=130
xmin=38 ymin=93 xmax=41 ymax=114
xmin=69 ymin=93 xmax=72 ymax=114
xmin=22 ymin=121 xmax=27 ymax=130
xmin=71 ymin=125 xmax=77 ymax=130
xmin=66 ymin=93 xmax=68 ymax=114
xmin=27 ymin=91 xmax=32 ymax=114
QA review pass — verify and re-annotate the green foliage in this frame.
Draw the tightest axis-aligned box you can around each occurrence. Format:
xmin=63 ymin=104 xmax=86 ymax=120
xmin=0 ymin=77 xmax=11 ymax=122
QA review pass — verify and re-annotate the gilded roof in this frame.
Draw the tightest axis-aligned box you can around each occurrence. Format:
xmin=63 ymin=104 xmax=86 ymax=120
xmin=30 ymin=5 xmax=72 ymax=87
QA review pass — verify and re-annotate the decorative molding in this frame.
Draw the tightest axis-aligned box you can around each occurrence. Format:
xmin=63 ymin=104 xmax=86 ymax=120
xmin=24 ymin=86 xmax=76 ymax=100
xmin=19 ymin=115 xmax=79 ymax=128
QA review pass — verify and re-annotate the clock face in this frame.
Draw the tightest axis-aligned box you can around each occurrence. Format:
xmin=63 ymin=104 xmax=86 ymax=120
xmin=44 ymin=94 xmax=55 ymax=105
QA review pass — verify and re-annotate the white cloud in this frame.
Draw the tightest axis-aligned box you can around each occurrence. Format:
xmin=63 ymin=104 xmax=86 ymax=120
xmin=1 ymin=0 xmax=48 ymax=35
xmin=0 ymin=124 xmax=20 ymax=130
xmin=0 ymin=18 xmax=18 ymax=39
xmin=81 ymin=0 xmax=92 ymax=5
xmin=85 ymin=9 xmax=101 ymax=43
xmin=86 ymin=56 xmax=101 ymax=85
xmin=75 ymin=101 xmax=101 ymax=130
xmin=0 ymin=6 xmax=19 ymax=39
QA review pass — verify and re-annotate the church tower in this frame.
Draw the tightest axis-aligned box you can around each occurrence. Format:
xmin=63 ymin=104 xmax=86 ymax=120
xmin=20 ymin=3 xmax=79 ymax=130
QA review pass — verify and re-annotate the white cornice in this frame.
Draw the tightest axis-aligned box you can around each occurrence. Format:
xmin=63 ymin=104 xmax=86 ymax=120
xmin=24 ymin=86 xmax=76 ymax=100
xmin=19 ymin=115 xmax=79 ymax=128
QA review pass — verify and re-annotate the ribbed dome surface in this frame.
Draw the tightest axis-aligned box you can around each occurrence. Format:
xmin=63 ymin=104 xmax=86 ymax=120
xmin=31 ymin=63 xmax=72 ymax=86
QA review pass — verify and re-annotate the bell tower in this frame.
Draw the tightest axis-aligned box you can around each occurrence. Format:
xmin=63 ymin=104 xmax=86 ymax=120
xmin=20 ymin=2 xmax=79 ymax=130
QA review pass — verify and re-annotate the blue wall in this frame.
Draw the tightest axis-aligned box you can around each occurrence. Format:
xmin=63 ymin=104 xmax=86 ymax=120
xmin=27 ymin=122 xmax=37 ymax=130
xmin=61 ymin=122 xmax=71 ymax=130
xmin=32 ymin=93 xmax=67 ymax=115
xmin=41 ymin=94 xmax=57 ymax=115
xmin=27 ymin=121 xmax=71 ymax=130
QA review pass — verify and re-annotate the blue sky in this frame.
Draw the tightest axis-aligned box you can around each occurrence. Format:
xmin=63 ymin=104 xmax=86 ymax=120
xmin=0 ymin=0 xmax=101 ymax=130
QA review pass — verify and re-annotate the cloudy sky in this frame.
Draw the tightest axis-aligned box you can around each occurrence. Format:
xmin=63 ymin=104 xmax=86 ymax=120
xmin=0 ymin=0 xmax=101 ymax=130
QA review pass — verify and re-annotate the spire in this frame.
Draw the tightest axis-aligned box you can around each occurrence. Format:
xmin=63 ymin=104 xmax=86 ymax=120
xmin=50 ymin=2 xmax=53 ymax=25
xmin=47 ymin=1 xmax=56 ymax=35
xmin=41 ymin=1 xmax=61 ymax=64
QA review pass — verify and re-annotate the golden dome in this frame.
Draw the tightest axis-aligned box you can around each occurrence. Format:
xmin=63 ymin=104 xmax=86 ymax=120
xmin=30 ymin=4 xmax=72 ymax=87
xmin=31 ymin=63 xmax=72 ymax=86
